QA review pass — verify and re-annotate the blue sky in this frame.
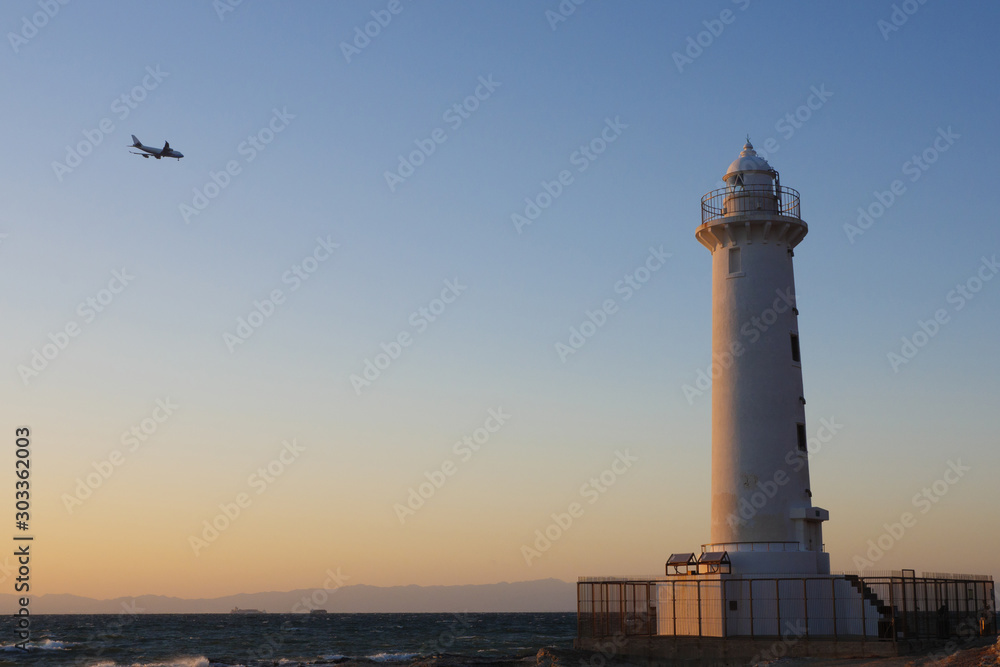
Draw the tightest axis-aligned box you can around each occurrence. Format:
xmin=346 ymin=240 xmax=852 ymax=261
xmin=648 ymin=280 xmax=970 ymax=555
xmin=1 ymin=1 xmax=998 ymax=598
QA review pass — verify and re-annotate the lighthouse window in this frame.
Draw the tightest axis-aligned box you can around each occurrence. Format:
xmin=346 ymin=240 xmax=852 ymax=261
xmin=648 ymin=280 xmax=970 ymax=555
xmin=797 ymin=423 xmax=807 ymax=452
xmin=790 ymin=333 xmax=801 ymax=362
xmin=728 ymin=247 xmax=742 ymax=274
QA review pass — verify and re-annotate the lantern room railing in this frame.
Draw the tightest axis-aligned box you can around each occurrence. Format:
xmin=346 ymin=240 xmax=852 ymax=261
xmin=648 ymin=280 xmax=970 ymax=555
xmin=701 ymin=184 xmax=800 ymax=224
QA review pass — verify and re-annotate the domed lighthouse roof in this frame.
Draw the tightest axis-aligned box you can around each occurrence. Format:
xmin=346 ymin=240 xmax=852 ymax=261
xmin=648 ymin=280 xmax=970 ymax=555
xmin=723 ymin=139 xmax=776 ymax=182
xmin=698 ymin=138 xmax=805 ymax=249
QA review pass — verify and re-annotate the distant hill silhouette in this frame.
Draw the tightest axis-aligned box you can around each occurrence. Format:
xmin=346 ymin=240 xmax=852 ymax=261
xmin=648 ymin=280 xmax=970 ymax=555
xmin=4 ymin=578 xmax=575 ymax=614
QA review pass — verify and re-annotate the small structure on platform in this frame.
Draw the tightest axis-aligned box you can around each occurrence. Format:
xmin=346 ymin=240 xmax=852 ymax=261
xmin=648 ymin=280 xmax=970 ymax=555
xmin=576 ymin=142 xmax=996 ymax=662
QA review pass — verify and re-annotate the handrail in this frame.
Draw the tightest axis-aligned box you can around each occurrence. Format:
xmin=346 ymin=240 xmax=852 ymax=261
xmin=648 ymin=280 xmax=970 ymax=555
xmin=701 ymin=184 xmax=800 ymax=223
xmin=702 ymin=541 xmax=813 ymax=553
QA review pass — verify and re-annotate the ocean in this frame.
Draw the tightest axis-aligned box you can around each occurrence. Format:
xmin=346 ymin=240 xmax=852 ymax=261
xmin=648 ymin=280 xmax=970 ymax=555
xmin=0 ymin=613 xmax=577 ymax=667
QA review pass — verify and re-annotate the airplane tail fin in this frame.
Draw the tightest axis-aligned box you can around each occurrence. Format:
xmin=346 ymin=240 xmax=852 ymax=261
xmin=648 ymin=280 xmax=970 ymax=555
xmin=131 ymin=135 xmax=141 ymax=147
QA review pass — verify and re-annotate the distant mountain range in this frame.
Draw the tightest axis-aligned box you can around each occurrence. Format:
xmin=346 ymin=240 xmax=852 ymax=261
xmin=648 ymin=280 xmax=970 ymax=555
xmin=2 ymin=578 xmax=576 ymax=614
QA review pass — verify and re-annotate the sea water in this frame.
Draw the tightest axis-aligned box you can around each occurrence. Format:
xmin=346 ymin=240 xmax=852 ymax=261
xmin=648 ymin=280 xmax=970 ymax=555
xmin=0 ymin=613 xmax=575 ymax=666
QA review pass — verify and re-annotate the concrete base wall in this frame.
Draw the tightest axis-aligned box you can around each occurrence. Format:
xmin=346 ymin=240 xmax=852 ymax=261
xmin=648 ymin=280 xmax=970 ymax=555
xmin=725 ymin=549 xmax=829 ymax=575
xmin=654 ymin=575 xmax=882 ymax=639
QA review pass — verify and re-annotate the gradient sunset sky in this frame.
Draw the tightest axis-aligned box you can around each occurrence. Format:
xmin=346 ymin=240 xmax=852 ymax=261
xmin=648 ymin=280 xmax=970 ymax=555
xmin=2 ymin=1 xmax=998 ymax=600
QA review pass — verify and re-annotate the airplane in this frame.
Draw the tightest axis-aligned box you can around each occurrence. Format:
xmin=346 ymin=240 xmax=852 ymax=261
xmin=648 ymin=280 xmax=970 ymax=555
xmin=129 ymin=135 xmax=184 ymax=160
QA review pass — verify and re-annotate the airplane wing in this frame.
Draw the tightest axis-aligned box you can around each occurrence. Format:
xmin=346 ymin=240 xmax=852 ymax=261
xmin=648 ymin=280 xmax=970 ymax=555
xmin=162 ymin=141 xmax=171 ymax=154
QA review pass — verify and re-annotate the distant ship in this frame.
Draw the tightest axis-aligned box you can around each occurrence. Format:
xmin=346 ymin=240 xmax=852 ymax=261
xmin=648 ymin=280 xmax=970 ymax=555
xmin=309 ymin=609 xmax=328 ymax=615
xmin=230 ymin=607 xmax=264 ymax=614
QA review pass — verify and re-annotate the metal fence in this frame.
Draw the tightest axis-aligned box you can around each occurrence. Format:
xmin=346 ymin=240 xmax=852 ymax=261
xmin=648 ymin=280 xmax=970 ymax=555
xmin=700 ymin=184 xmax=801 ymax=223
xmin=578 ymin=572 xmax=996 ymax=642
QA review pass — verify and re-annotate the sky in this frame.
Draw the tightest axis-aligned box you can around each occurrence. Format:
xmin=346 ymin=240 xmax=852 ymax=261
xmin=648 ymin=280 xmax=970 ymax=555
xmin=1 ymin=1 xmax=998 ymax=601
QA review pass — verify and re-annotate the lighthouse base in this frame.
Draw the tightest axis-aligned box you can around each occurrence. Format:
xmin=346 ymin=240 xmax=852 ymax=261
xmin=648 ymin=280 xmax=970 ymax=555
xmin=701 ymin=544 xmax=830 ymax=576
xmin=577 ymin=570 xmax=996 ymax=655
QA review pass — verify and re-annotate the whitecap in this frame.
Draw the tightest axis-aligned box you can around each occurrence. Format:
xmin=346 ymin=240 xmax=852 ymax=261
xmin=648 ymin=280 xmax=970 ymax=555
xmin=367 ymin=652 xmax=420 ymax=662
xmin=0 ymin=638 xmax=76 ymax=651
xmin=131 ymin=657 xmax=211 ymax=667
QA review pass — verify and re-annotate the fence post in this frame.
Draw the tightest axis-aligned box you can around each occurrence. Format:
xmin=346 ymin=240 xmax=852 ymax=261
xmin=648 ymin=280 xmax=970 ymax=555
xmin=775 ymin=579 xmax=781 ymax=637
xmin=602 ymin=583 xmax=609 ymax=637
xmin=901 ymin=574 xmax=908 ymax=638
xmin=698 ymin=580 xmax=703 ymax=637
xmin=832 ymin=578 xmax=838 ymax=639
xmin=803 ymin=578 xmax=809 ymax=639
xmin=722 ymin=578 xmax=728 ymax=638
xmin=647 ymin=582 xmax=653 ymax=637
xmin=889 ymin=577 xmax=896 ymax=643
xmin=619 ymin=583 xmax=624 ymax=637
xmin=860 ymin=576 xmax=867 ymax=640
xmin=672 ymin=580 xmax=677 ymax=637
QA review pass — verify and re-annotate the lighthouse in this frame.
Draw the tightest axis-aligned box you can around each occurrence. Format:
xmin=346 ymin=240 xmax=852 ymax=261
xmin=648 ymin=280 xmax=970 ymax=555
xmin=575 ymin=142 xmax=997 ymax=656
xmin=695 ymin=139 xmax=829 ymax=575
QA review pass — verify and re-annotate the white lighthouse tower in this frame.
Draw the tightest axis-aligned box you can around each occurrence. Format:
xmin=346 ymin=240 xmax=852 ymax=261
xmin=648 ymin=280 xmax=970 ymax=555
xmin=575 ymin=142 xmax=997 ymax=656
xmin=695 ymin=140 xmax=829 ymax=575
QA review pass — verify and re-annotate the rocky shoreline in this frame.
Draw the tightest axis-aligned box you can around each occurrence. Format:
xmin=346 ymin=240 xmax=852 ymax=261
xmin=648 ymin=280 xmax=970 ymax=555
xmin=241 ymin=637 xmax=1000 ymax=667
